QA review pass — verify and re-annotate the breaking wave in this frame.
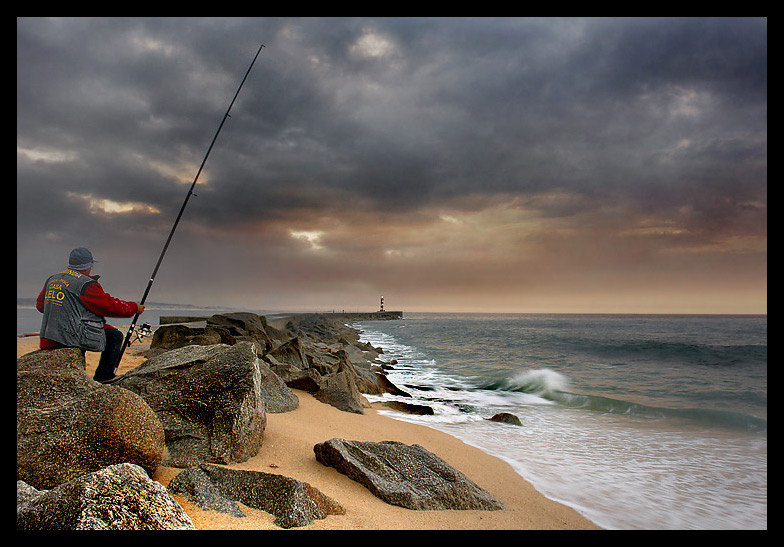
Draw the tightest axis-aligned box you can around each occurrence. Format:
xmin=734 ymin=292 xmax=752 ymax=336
xmin=480 ymin=368 xmax=766 ymax=433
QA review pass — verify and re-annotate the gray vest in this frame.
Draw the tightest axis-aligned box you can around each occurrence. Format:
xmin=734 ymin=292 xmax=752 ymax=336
xmin=40 ymin=269 xmax=106 ymax=351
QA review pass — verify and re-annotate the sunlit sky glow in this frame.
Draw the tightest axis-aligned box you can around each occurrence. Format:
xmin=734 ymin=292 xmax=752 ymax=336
xmin=17 ymin=17 xmax=766 ymax=314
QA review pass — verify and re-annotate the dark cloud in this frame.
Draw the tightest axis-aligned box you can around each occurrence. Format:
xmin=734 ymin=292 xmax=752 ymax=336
xmin=17 ymin=17 xmax=766 ymax=312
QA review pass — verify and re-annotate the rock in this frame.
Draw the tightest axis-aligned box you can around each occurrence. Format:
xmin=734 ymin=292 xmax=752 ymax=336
xmin=247 ymin=314 xmax=411 ymax=404
xmin=188 ymin=329 xmax=225 ymax=346
xmin=168 ymin=464 xmax=345 ymax=529
xmin=486 ymin=412 xmax=523 ymax=426
xmin=382 ymin=400 xmax=435 ymax=415
xmin=313 ymin=388 xmax=365 ymax=414
xmin=268 ymin=360 xmax=322 ymax=392
xmin=351 ymin=366 xmax=387 ymax=395
xmin=313 ymin=439 xmax=504 ymax=511
xmin=404 ymin=384 xmax=435 ymax=391
xmin=165 ymin=466 xmax=245 ymax=519
xmin=342 ymin=343 xmax=375 ymax=368
xmin=266 ymin=336 xmax=309 ymax=369
xmin=149 ymin=324 xmax=194 ymax=350
xmin=17 ymin=463 xmax=195 ymax=530
xmin=206 ymin=312 xmax=276 ymax=350
xmin=257 ymin=358 xmax=299 ymax=413
xmin=17 ymin=480 xmax=40 ymax=505
xmin=17 ymin=348 xmax=165 ymax=490
xmin=304 ymin=344 xmax=342 ymax=375
xmin=118 ymin=342 xmax=266 ymax=468
xmin=149 ymin=324 xmax=235 ymax=353
xmin=376 ymin=373 xmax=412 ymax=397
xmin=312 ymin=352 xmax=369 ymax=413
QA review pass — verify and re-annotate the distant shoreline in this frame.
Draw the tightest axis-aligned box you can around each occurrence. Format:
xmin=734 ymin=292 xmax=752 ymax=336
xmin=16 ymin=299 xmax=767 ymax=316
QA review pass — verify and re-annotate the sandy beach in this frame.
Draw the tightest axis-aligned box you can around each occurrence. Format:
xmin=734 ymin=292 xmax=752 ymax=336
xmin=17 ymin=334 xmax=601 ymax=530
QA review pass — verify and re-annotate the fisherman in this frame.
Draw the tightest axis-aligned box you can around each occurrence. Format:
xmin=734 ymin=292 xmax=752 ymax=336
xmin=36 ymin=247 xmax=145 ymax=384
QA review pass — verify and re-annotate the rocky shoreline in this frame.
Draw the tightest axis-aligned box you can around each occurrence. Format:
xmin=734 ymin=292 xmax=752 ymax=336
xmin=17 ymin=312 xmax=513 ymax=530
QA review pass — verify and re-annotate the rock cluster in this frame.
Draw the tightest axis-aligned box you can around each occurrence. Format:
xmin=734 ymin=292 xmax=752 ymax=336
xmin=17 ymin=312 xmax=505 ymax=530
xmin=145 ymin=312 xmax=408 ymax=415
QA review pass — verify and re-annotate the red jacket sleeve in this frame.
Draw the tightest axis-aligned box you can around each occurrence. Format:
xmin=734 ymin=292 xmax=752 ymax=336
xmin=81 ymin=280 xmax=139 ymax=318
xmin=36 ymin=285 xmax=45 ymax=313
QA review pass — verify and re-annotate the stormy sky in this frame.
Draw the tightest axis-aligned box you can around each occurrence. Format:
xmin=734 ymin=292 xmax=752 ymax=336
xmin=17 ymin=17 xmax=766 ymax=313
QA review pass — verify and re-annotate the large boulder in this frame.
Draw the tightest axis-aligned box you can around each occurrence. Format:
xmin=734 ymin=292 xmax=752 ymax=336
xmin=313 ymin=439 xmax=504 ymax=511
xmin=17 ymin=463 xmax=195 ymax=530
xmin=342 ymin=342 xmax=378 ymax=368
xmin=266 ymin=336 xmax=309 ymax=369
xmin=207 ymin=312 xmax=277 ymax=350
xmin=256 ymin=357 xmax=299 ymax=413
xmin=148 ymin=324 xmax=235 ymax=353
xmin=311 ymin=351 xmax=368 ymax=413
xmin=313 ymin=388 xmax=365 ymax=414
xmin=117 ymin=342 xmax=267 ymax=468
xmin=168 ymin=464 xmax=345 ymax=529
xmin=262 ymin=352 xmax=322 ymax=391
xmin=303 ymin=341 xmax=343 ymax=375
xmin=17 ymin=348 xmax=165 ymax=490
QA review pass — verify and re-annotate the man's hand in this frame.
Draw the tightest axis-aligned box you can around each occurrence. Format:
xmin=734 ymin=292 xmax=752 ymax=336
xmin=137 ymin=304 xmax=146 ymax=314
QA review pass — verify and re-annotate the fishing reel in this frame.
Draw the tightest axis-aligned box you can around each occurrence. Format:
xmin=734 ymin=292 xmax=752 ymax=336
xmin=130 ymin=322 xmax=152 ymax=345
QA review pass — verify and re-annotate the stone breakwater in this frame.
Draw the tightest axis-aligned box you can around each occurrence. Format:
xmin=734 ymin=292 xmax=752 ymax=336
xmin=267 ymin=311 xmax=403 ymax=328
xmin=160 ymin=311 xmax=404 ymax=326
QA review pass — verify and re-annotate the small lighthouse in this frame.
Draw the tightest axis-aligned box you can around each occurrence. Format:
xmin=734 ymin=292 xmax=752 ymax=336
xmin=379 ymin=295 xmax=385 ymax=312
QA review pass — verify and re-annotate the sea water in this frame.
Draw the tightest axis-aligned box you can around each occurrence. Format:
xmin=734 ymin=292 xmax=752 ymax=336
xmin=353 ymin=313 xmax=767 ymax=530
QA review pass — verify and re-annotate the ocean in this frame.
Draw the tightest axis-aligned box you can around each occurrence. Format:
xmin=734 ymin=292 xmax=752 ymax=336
xmin=353 ymin=313 xmax=767 ymax=530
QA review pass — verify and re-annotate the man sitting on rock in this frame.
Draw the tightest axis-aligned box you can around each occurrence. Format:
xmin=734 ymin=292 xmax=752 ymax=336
xmin=36 ymin=247 xmax=145 ymax=384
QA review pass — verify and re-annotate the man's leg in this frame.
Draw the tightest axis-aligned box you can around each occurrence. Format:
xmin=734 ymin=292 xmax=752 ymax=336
xmin=93 ymin=328 xmax=123 ymax=382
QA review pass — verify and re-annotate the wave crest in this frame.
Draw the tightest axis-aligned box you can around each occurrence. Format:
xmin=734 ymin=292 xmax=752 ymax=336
xmin=488 ymin=368 xmax=571 ymax=397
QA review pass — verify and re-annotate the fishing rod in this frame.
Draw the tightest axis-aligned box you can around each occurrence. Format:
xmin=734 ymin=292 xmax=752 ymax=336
xmin=117 ymin=42 xmax=265 ymax=365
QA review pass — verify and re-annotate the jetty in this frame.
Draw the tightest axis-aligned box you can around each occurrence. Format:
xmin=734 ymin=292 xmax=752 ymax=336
xmin=160 ymin=311 xmax=403 ymax=328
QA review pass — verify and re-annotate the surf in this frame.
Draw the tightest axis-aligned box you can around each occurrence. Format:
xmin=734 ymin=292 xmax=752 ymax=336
xmin=481 ymin=367 xmax=767 ymax=433
xmin=483 ymin=368 xmax=571 ymax=398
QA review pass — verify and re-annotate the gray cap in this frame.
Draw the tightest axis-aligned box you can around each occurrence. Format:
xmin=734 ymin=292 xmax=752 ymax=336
xmin=68 ymin=247 xmax=98 ymax=271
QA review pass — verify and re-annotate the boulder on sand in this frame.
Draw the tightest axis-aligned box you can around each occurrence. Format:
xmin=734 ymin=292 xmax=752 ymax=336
xmin=168 ymin=464 xmax=345 ymax=529
xmin=17 ymin=463 xmax=195 ymax=530
xmin=118 ymin=342 xmax=266 ymax=468
xmin=17 ymin=348 xmax=165 ymax=490
xmin=313 ymin=438 xmax=504 ymax=511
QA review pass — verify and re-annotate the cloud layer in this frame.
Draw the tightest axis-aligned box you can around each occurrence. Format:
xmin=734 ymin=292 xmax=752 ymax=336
xmin=17 ymin=17 xmax=767 ymax=313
